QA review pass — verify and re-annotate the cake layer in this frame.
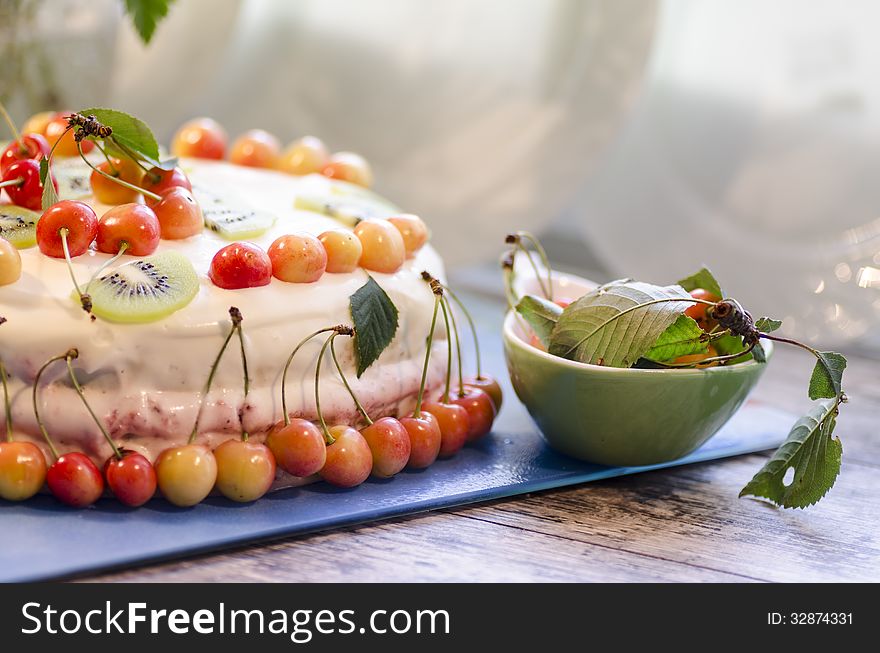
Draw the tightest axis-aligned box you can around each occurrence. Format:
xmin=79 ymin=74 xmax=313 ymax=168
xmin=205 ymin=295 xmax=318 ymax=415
xmin=0 ymin=159 xmax=448 ymax=464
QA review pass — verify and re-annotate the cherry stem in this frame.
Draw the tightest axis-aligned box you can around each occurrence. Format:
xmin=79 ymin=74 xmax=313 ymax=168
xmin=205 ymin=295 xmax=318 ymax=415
xmin=440 ymin=298 xmax=454 ymax=403
xmin=413 ymin=295 xmax=441 ymax=419
xmin=92 ymin=141 xmax=118 ymax=174
xmin=32 ymin=352 xmax=76 ymax=460
xmin=0 ymin=102 xmax=21 ymax=142
xmin=280 ymin=327 xmax=340 ymax=427
xmin=0 ymin=178 xmax=24 ymax=189
xmin=329 ymin=334 xmax=371 ymax=426
xmin=77 ymin=141 xmax=162 ymax=201
xmin=758 ymin=332 xmax=820 ymax=358
xmin=237 ymin=321 xmax=250 ymax=441
xmin=514 ymin=241 xmax=551 ymax=301
xmin=84 ymin=242 xmax=129 ymax=294
xmin=111 ymin=137 xmax=154 ymax=175
xmin=444 ymin=297 xmax=466 ymax=397
xmin=59 ymin=228 xmax=84 ymax=301
xmin=442 ymin=284 xmax=482 ymax=379
xmin=655 ymin=341 xmax=757 ymax=368
xmin=66 ymin=353 xmax=121 ymax=459
xmin=0 ymin=358 xmax=12 ymax=442
xmin=189 ymin=318 xmax=239 ymax=444
xmin=315 ymin=333 xmax=337 ymax=445
xmin=516 ymin=231 xmax=554 ymax=302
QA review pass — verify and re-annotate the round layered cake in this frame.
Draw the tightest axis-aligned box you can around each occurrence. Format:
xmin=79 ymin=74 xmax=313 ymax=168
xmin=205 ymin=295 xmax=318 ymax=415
xmin=0 ymin=157 xmax=448 ymax=480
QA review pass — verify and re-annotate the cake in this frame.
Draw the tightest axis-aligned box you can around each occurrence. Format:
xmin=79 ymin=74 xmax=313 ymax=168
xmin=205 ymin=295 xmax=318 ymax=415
xmin=0 ymin=112 xmax=500 ymax=507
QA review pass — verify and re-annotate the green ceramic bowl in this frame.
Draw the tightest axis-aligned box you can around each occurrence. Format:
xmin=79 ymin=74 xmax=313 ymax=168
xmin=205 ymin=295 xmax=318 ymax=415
xmin=503 ymin=274 xmax=772 ymax=466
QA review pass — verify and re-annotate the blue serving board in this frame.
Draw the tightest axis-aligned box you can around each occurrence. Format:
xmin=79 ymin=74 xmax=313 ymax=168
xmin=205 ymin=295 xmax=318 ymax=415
xmin=0 ymin=397 xmax=790 ymax=582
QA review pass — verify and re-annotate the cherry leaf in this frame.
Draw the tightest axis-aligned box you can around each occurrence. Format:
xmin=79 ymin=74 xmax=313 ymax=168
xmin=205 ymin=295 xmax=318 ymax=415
xmin=40 ymin=158 xmax=58 ymax=210
xmin=349 ymin=276 xmax=399 ymax=378
xmin=740 ymin=399 xmax=842 ymax=508
xmin=808 ymin=351 xmax=847 ymax=400
xmin=77 ymin=107 xmax=160 ymax=162
xmin=676 ymin=266 xmax=724 ymax=298
xmin=123 ymin=0 xmax=174 ymax=44
xmin=515 ymin=295 xmax=562 ymax=347
xmin=755 ymin=317 xmax=782 ymax=333
xmin=644 ymin=314 xmax=707 ymax=362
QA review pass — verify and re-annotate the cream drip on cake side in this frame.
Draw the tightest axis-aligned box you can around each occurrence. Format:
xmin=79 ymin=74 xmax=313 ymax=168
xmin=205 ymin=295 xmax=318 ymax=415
xmin=0 ymin=158 xmax=449 ymax=465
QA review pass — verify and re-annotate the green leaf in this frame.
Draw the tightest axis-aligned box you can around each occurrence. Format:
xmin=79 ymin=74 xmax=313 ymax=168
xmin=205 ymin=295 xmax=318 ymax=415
xmin=808 ymin=351 xmax=847 ymax=400
xmin=123 ymin=0 xmax=174 ymax=44
xmin=755 ymin=317 xmax=782 ymax=333
xmin=740 ymin=399 xmax=842 ymax=508
xmin=40 ymin=158 xmax=58 ymax=210
xmin=644 ymin=314 xmax=707 ymax=362
xmin=349 ymin=276 xmax=399 ymax=378
xmin=515 ymin=295 xmax=562 ymax=347
xmin=676 ymin=266 xmax=723 ymax=298
xmin=77 ymin=107 xmax=160 ymax=162
xmin=751 ymin=341 xmax=767 ymax=363
xmin=549 ymin=281 xmax=693 ymax=367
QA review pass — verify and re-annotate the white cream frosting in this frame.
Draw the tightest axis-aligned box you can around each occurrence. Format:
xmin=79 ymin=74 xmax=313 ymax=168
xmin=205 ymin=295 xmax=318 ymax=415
xmin=0 ymin=158 xmax=448 ymax=465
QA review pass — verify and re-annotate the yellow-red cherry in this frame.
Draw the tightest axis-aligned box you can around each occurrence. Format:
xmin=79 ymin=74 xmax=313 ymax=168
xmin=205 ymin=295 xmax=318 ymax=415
xmin=401 ymin=412 xmax=442 ymax=469
xmin=213 ymin=439 xmax=276 ymax=502
xmin=464 ymin=375 xmax=503 ymax=412
xmin=0 ymin=441 xmax=47 ymax=501
xmin=153 ymin=187 xmax=204 ymax=240
xmin=266 ymin=418 xmax=327 ymax=477
xmin=229 ymin=129 xmax=280 ymax=168
xmin=89 ymin=157 xmax=143 ymax=205
xmin=450 ymin=386 xmax=495 ymax=442
xmin=354 ymin=219 xmax=406 ymax=274
xmin=422 ymin=400 xmax=469 ymax=457
xmin=360 ymin=417 xmax=411 ymax=478
xmin=319 ymin=425 xmax=373 ymax=488
xmin=318 ymin=229 xmax=362 ymax=273
xmin=171 ymin=118 xmax=227 ymax=160
xmin=155 ymin=444 xmax=218 ymax=507
xmin=268 ymin=233 xmax=327 ymax=283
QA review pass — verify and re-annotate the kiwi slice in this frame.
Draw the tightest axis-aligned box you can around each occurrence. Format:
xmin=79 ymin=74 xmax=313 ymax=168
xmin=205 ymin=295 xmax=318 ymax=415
xmin=294 ymin=178 xmax=399 ymax=227
xmin=0 ymin=204 xmax=40 ymax=248
xmin=203 ymin=205 xmax=277 ymax=240
xmin=52 ymin=158 xmax=92 ymax=200
xmin=85 ymin=251 xmax=200 ymax=323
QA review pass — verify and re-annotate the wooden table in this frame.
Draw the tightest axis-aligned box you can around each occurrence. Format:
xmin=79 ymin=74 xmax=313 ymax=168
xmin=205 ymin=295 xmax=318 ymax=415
xmin=89 ymin=293 xmax=880 ymax=583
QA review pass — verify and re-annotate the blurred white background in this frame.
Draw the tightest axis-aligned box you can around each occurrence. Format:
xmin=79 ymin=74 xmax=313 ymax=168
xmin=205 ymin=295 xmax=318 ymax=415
xmin=2 ymin=0 xmax=880 ymax=351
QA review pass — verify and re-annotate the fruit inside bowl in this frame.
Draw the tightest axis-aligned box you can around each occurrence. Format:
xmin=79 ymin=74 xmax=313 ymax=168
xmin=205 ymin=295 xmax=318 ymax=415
xmin=499 ymin=232 xmax=849 ymax=508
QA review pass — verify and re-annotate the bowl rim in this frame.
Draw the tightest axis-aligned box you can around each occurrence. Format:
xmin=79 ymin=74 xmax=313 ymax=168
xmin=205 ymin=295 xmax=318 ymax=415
xmin=503 ymin=310 xmax=774 ymax=376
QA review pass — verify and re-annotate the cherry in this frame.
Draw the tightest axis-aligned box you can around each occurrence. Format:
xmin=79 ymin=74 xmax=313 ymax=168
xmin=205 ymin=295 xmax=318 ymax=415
xmin=0 ymin=441 xmax=47 ymax=501
xmin=21 ymin=111 xmax=56 ymax=138
xmin=96 ymin=204 xmax=161 ymax=256
xmin=0 ymin=238 xmax=22 ymax=286
xmin=172 ymin=118 xmax=227 ymax=160
xmin=141 ymin=166 xmax=192 ymax=207
xmin=46 ymin=452 xmax=104 ymax=507
xmin=266 ymin=418 xmax=327 ymax=477
xmin=153 ymin=187 xmax=203 ymax=240
xmin=401 ymin=412 xmax=442 ymax=469
xmin=45 ymin=114 xmax=94 ymax=157
xmin=322 ymin=151 xmax=373 ymax=187
xmin=464 ymin=375 xmax=503 ymax=412
xmin=354 ymin=219 xmax=406 ymax=274
xmin=209 ymin=242 xmax=272 ymax=289
xmin=229 ymin=129 xmax=280 ymax=168
xmin=450 ymin=386 xmax=495 ymax=442
xmin=103 ymin=450 xmax=156 ymax=507
xmin=1 ymin=133 xmax=50 ymax=175
xmin=277 ymin=136 xmax=329 ymax=175
xmin=2 ymin=159 xmax=53 ymax=211
xmin=685 ymin=288 xmax=721 ymax=330
xmin=360 ymin=417 xmax=411 ymax=478
xmin=268 ymin=233 xmax=327 ymax=283
xmin=89 ymin=157 xmax=144 ymax=205
xmin=319 ymin=425 xmax=373 ymax=487
xmin=388 ymin=214 xmax=428 ymax=258
xmin=36 ymin=200 xmax=98 ymax=258
xmin=155 ymin=444 xmax=218 ymax=507
xmin=213 ymin=439 xmax=276 ymax=502
xmin=319 ymin=229 xmax=362 ymax=273
xmin=673 ymin=344 xmax=719 ymax=367
xmin=422 ymin=400 xmax=469 ymax=457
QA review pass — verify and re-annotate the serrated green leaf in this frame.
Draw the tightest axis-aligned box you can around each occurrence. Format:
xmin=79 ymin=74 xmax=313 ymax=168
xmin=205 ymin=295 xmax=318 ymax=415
xmin=752 ymin=341 xmax=767 ymax=363
xmin=549 ymin=281 xmax=693 ymax=368
xmin=349 ymin=276 xmax=399 ymax=378
xmin=755 ymin=317 xmax=782 ymax=333
xmin=808 ymin=351 xmax=847 ymax=400
xmin=515 ymin=295 xmax=562 ymax=347
xmin=676 ymin=267 xmax=723 ymax=298
xmin=40 ymin=163 xmax=58 ymax=210
xmin=644 ymin=314 xmax=707 ymax=362
xmin=740 ymin=399 xmax=842 ymax=508
xmin=77 ymin=107 xmax=160 ymax=162
xmin=38 ymin=157 xmax=49 ymax=185
xmin=123 ymin=0 xmax=174 ymax=44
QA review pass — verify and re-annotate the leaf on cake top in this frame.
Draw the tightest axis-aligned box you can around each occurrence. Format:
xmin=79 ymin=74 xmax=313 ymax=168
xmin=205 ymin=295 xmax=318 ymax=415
xmin=349 ymin=276 xmax=399 ymax=378
xmin=78 ymin=107 xmax=160 ymax=162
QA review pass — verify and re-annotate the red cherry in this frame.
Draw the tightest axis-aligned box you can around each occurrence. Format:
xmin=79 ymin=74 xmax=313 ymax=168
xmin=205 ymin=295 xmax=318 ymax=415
xmin=450 ymin=386 xmax=496 ymax=442
xmin=0 ymin=133 xmax=50 ymax=175
xmin=142 ymin=167 xmax=192 ymax=206
xmin=153 ymin=187 xmax=203 ymax=240
xmin=36 ymin=200 xmax=98 ymax=258
xmin=319 ymin=425 xmax=373 ymax=488
xmin=104 ymin=451 xmax=157 ymax=507
xmin=209 ymin=242 xmax=272 ymax=289
xmin=96 ymin=204 xmax=161 ymax=256
xmin=464 ymin=375 xmax=503 ymax=412
xmin=685 ymin=288 xmax=722 ymax=330
xmin=46 ymin=452 xmax=104 ymax=507
xmin=360 ymin=417 xmax=411 ymax=478
xmin=2 ymin=159 xmax=54 ymax=211
xmin=401 ymin=412 xmax=442 ymax=469
xmin=266 ymin=418 xmax=327 ymax=477
xmin=422 ymin=400 xmax=469 ymax=457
